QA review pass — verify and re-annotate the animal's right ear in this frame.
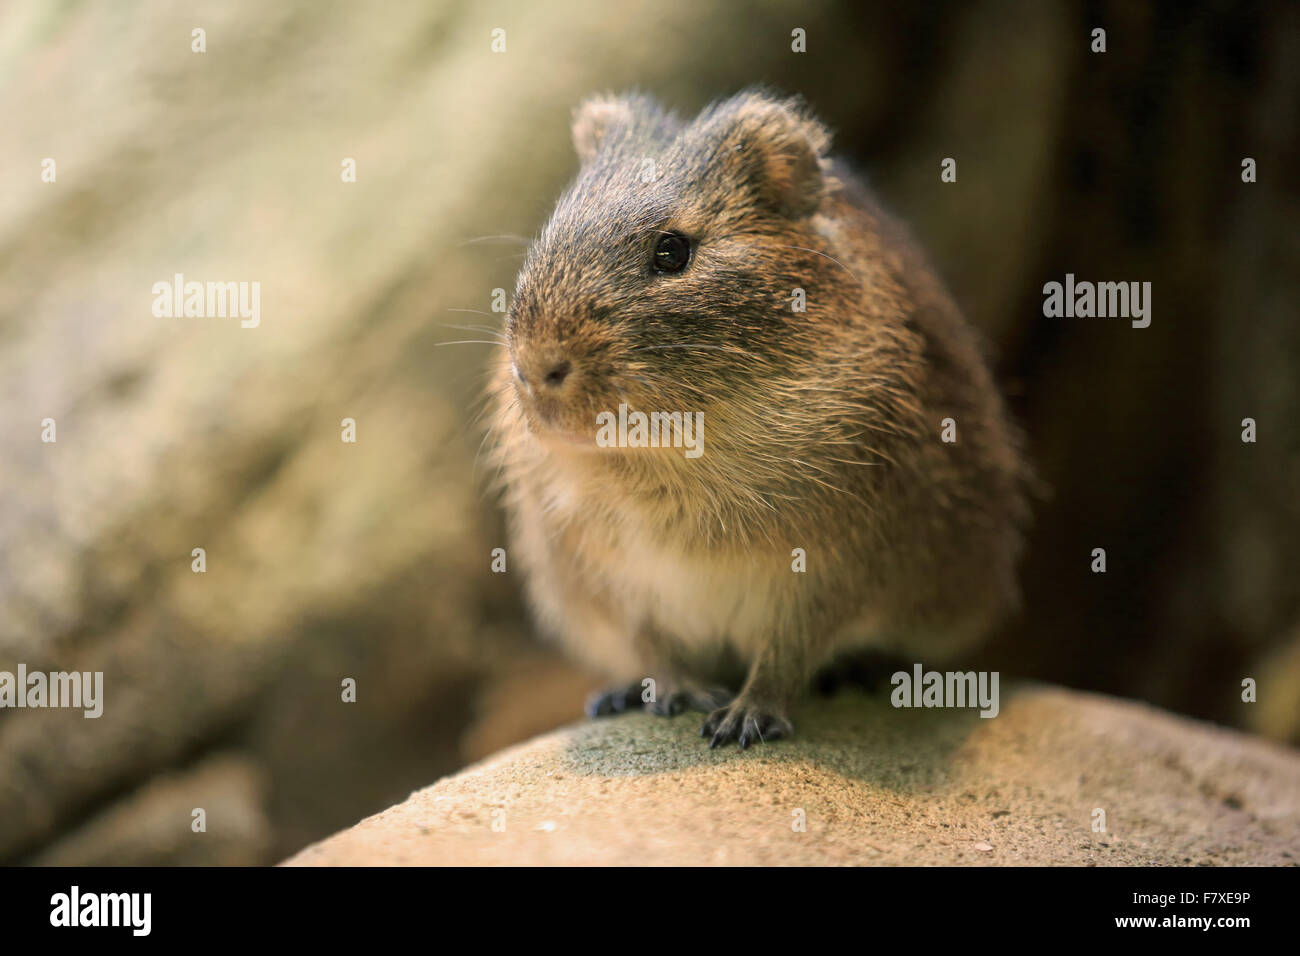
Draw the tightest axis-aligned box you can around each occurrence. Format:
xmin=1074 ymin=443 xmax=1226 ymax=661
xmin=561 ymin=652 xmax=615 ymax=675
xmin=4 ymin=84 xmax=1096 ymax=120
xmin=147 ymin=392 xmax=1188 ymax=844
xmin=721 ymin=95 xmax=832 ymax=218
xmin=571 ymin=95 xmax=637 ymax=164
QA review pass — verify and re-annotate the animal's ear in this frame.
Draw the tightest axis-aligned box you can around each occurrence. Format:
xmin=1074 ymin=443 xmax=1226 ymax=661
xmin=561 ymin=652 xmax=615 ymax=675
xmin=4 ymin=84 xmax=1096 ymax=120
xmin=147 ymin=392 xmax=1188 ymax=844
xmin=571 ymin=94 xmax=638 ymax=164
xmin=717 ymin=95 xmax=833 ymax=218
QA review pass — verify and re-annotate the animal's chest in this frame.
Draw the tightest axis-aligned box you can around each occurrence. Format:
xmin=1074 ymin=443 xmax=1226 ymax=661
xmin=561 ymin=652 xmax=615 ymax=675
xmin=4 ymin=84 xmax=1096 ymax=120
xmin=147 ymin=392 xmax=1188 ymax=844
xmin=561 ymin=501 xmax=787 ymax=651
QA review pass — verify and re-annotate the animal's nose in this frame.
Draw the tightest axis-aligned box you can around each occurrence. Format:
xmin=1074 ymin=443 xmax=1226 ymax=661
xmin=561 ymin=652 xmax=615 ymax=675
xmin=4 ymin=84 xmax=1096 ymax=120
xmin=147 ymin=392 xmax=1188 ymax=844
xmin=514 ymin=351 xmax=576 ymax=394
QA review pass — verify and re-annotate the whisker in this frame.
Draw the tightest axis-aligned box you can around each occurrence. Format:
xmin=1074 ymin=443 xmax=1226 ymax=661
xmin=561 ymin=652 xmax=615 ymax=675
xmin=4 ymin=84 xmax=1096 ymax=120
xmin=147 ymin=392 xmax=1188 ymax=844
xmin=764 ymin=243 xmax=862 ymax=286
xmin=441 ymin=322 xmax=506 ymax=340
xmin=457 ymin=235 xmax=532 ymax=246
xmin=630 ymin=343 xmax=759 ymax=359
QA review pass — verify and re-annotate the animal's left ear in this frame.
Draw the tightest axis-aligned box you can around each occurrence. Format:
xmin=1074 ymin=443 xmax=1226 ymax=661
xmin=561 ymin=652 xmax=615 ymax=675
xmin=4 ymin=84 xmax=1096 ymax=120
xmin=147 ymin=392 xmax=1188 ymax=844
xmin=721 ymin=95 xmax=833 ymax=218
xmin=571 ymin=94 xmax=638 ymax=165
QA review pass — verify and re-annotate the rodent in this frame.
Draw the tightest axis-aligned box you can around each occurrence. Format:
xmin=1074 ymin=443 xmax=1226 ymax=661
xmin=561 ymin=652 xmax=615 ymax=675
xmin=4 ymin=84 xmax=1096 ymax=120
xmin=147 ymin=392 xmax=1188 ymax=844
xmin=487 ymin=90 xmax=1031 ymax=748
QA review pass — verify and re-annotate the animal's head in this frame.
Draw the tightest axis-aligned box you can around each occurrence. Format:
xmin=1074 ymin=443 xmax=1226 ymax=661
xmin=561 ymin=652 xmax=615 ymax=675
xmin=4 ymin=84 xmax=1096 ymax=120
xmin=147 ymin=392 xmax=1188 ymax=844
xmin=505 ymin=90 xmax=842 ymax=450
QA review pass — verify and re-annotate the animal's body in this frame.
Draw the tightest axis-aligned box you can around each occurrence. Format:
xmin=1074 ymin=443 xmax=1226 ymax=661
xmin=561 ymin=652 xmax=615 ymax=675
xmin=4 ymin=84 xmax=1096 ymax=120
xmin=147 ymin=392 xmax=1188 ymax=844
xmin=488 ymin=91 xmax=1030 ymax=747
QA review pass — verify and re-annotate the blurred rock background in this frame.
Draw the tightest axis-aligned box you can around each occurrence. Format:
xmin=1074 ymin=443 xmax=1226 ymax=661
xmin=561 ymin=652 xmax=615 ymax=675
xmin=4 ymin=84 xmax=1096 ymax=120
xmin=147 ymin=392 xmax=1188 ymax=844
xmin=0 ymin=0 xmax=1295 ymax=864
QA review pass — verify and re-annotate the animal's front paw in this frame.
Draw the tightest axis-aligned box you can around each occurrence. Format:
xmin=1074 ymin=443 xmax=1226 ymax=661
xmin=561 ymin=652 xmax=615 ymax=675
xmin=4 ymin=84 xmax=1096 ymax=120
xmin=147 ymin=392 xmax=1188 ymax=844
xmin=646 ymin=685 xmax=734 ymax=717
xmin=584 ymin=682 xmax=645 ymax=718
xmin=699 ymin=700 xmax=793 ymax=749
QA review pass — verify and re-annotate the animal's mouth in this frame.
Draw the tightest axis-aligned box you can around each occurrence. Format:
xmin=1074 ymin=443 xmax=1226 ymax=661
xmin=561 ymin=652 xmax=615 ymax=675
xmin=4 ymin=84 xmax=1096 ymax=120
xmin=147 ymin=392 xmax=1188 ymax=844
xmin=518 ymin=396 xmax=600 ymax=450
xmin=510 ymin=349 xmax=682 ymax=456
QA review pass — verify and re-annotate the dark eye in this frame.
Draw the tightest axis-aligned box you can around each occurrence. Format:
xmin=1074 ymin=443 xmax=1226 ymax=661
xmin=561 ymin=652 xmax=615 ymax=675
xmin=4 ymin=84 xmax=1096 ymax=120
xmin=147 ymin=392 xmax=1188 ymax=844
xmin=653 ymin=233 xmax=692 ymax=274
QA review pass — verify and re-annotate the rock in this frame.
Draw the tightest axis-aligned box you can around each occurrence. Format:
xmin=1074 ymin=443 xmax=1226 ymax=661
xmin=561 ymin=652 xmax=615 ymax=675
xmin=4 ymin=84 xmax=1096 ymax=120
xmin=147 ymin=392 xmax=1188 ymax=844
xmin=31 ymin=753 xmax=271 ymax=867
xmin=284 ymin=685 xmax=1300 ymax=866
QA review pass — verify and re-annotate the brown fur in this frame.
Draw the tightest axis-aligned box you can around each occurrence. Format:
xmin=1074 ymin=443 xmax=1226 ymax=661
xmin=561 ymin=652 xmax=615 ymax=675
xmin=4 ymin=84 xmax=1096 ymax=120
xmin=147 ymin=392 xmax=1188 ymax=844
xmin=486 ymin=91 xmax=1031 ymax=747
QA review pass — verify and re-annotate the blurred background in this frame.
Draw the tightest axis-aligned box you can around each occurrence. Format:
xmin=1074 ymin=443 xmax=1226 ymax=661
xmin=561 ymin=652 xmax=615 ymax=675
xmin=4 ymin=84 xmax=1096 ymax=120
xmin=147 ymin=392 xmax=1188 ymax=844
xmin=0 ymin=0 xmax=1296 ymax=865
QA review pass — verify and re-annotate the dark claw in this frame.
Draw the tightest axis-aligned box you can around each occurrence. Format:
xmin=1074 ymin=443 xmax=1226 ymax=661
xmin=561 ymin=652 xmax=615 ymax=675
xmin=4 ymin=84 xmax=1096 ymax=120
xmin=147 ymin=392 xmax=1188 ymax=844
xmin=649 ymin=685 xmax=734 ymax=718
xmin=585 ymin=682 xmax=644 ymax=718
xmin=647 ymin=692 xmax=687 ymax=717
xmin=699 ymin=701 xmax=792 ymax=749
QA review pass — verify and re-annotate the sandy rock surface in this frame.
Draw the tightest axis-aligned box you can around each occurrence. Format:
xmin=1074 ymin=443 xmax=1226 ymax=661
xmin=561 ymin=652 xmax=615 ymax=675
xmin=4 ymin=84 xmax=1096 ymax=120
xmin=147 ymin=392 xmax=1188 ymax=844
xmin=286 ymin=684 xmax=1300 ymax=866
